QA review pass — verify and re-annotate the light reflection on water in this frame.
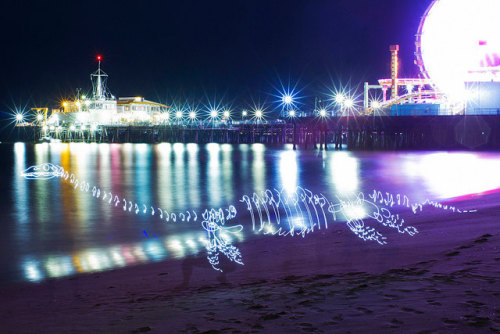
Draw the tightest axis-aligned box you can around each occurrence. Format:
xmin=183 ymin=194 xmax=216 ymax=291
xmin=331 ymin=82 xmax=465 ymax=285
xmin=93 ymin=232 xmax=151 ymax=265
xmin=402 ymin=152 xmax=500 ymax=199
xmin=279 ymin=150 xmax=298 ymax=193
xmin=4 ymin=142 xmax=500 ymax=284
xmin=329 ymin=151 xmax=360 ymax=196
xmin=13 ymin=143 xmax=29 ymax=243
xmin=22 ymin=231 xmax=210 ymax=282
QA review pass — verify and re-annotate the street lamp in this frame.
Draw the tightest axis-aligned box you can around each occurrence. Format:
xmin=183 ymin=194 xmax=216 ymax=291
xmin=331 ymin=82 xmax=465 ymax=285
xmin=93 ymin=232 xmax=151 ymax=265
xmin=371 ymin=101 xmax=381 ymax=110
xmin=281 ymin=93 xmax=297 ymax=118
xmin=370 ymin=100 xmax=382 ymax=117
xmin=335 ymin=94 xmax=345 ymax=105
xmin=282 ymin=94 xmax=293 ymax=105
xmin=15 ymin=113 xmax=24 ymax=123
xmin=344 ymin=99 xmax=354 ymax=109
xmin=254 ymin=109 xmax=264 ymax=124
xmin=175 ymin=110 xmax=183 ymax=125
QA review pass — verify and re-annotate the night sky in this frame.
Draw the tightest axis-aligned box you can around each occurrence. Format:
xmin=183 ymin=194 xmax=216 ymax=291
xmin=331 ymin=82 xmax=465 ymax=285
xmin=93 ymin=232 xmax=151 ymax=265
xmin=0 ymin=0 xmax=433 ymax=110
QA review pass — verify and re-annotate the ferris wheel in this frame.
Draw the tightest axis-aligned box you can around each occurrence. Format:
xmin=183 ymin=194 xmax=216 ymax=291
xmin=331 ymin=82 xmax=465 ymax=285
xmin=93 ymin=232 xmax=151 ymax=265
xmin=415 ymin=0 xmax=500 ymax=100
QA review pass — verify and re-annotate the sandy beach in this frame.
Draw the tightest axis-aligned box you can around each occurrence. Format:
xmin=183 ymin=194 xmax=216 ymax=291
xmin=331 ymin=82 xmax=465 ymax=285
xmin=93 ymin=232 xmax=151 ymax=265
xmin=1 ymin=193 xmax=499 ymax=333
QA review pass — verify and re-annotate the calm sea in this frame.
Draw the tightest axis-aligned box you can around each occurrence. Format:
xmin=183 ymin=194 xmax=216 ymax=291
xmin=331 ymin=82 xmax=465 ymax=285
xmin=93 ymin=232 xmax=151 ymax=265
xmin=2 ymin=142 xmax=500 ymax=284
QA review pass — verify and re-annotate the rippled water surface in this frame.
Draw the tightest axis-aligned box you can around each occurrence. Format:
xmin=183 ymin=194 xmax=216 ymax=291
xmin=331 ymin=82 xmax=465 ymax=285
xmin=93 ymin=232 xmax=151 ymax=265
xmin=2 ymin=142 xmax=500 ymax=284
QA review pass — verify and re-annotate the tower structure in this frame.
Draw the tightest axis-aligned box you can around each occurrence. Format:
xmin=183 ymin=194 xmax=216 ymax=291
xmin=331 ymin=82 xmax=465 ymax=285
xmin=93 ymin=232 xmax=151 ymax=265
xmin=390 ymin=45 xmax=399 ymax=99
xmin=91 ymin=55 xmax=110 ymax=100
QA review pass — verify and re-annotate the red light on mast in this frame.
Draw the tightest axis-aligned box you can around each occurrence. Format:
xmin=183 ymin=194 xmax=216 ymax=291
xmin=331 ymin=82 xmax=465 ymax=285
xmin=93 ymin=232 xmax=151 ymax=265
xmin=97 ymin=55 xmax=102 ymax=61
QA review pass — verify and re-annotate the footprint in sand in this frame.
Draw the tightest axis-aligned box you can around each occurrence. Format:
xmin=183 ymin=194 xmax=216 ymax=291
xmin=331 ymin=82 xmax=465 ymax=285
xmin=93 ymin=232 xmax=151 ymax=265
xmin=356 ymin=306 xmax=374 ymax=314
xmin=445 ymin=251 xmax=460 ymax=257
xmin=389 ymin=318 xmax=404 ymax=328
xmin=463 ymin=314 xmax=491 ymax=328
xmin=401 ymin=306 xmax=424 ymax=314
xmin=426 ymin=299 xmax=442 ymax=306
xmin=465 ymin=300 xmax=486 ymax=308
xmin=442 ymin=318 xmax=459 ymax=328
xmin=474 ymin=234 xmax=493 ymax=244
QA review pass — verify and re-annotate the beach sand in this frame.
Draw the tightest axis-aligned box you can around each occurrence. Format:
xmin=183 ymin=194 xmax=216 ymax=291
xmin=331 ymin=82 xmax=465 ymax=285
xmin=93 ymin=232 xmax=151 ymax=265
xmin=1 ymin=193 xmax=499 ymax=333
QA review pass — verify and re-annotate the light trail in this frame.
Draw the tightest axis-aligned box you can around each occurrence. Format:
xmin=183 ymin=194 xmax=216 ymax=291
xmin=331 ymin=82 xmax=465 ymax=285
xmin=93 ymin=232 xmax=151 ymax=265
xmin=21 ymin=163 xmax=474 ymax=272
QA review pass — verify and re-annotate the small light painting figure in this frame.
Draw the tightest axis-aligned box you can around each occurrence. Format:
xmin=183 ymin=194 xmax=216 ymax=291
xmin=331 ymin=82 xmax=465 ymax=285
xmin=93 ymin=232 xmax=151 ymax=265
xmin=21 ymin=163 xmax=62 ymax=180
xmin=201 ymin=208 xmax=244 ymax=271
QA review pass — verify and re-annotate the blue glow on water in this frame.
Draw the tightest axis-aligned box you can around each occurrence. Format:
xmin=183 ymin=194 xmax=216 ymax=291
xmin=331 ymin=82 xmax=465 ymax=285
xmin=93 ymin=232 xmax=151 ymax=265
xmin=3 ymin=143 xmax=499 ymax=283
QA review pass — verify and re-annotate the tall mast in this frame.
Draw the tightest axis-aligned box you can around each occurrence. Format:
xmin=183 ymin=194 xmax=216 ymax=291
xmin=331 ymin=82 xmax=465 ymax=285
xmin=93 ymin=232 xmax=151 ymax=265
xmin=91 ymin=54 xmax=109 ymax=100
xmin=97 ymin=55 xmax=101 ymax=99
xmin=96 ymin=55 xmax=103 ymax=100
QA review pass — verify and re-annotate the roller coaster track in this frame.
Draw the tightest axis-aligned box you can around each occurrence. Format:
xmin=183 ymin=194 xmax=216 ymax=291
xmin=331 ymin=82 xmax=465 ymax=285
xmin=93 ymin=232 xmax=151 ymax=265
xmin=363 ymin=90 xmax=445 ymax=115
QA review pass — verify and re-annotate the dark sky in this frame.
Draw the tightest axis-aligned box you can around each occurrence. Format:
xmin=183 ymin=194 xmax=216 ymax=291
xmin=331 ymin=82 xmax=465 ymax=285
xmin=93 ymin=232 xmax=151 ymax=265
xmin=0 ymin=0 xmax=433 ymax=110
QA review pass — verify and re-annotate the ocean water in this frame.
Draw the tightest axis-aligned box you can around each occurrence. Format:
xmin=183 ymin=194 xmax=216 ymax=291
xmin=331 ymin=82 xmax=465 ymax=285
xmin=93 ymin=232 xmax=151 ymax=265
xmin=2 ymin=142 xmax=500 ymax=284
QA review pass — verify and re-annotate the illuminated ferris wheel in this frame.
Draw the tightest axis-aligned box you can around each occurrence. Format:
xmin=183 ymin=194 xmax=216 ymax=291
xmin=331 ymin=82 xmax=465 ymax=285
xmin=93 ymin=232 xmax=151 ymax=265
xmin=415 ymin=0 xmax=500 ymax=100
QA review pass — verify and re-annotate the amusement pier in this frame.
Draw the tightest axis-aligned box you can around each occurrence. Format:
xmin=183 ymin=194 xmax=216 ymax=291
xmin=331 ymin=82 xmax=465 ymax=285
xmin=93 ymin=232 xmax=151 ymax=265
xmin=11 ymin=1 xmax=500 ymax=151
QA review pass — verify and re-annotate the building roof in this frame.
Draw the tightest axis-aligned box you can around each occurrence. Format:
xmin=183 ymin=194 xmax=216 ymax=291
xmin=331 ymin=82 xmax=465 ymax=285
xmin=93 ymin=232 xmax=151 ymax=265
xmin=117 ymin=97 xmax=169 ymax=108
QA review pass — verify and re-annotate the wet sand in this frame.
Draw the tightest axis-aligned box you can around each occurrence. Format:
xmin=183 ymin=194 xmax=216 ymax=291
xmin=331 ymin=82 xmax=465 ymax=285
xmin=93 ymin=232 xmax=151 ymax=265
xmin=1 ymin=193 xmax=499 ymax=333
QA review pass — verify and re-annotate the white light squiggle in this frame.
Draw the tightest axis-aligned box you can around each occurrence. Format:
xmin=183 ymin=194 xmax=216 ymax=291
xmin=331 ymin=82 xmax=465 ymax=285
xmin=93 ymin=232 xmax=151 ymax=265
xmin=239 ymin=187 xmax=415 ymax=244
xmin=201 ymin=207 xmax=243 ymax=271
xmin=21 ymin=163 xmax=62 ymax=180
xmin=22 ymin=164 xmax=475 ymax=273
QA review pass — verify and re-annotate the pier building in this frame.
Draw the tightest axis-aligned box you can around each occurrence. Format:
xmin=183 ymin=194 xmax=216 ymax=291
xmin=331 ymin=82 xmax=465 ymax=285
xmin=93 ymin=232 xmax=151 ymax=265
xmin=45 ymin=55 xmax=169 ymax=128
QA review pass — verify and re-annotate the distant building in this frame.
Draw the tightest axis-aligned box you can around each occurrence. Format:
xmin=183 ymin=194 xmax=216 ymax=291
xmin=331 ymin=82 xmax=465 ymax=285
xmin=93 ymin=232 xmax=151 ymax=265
xmin=48 ymin=58 xmax=169 ymax=127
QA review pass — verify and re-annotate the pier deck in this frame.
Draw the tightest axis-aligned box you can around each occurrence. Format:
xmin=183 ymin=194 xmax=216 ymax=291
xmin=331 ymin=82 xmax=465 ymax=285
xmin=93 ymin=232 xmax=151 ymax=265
xmin=10 ymin=115 xmax=500 ymax=151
